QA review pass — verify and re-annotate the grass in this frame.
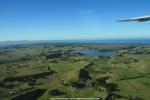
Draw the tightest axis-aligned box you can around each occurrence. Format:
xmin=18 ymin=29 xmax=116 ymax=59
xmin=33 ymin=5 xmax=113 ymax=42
xmin=0 ymin=44 xmax=150 ymax=100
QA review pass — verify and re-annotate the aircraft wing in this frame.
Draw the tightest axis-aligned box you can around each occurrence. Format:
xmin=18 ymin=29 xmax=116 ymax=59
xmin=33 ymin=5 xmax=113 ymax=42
xmin=118 ymin=16 xmax=150 ymax=22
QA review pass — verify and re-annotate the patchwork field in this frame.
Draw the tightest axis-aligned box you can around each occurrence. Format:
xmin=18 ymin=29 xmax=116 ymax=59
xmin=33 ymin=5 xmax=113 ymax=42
xmin=0 ymin=43 xmax=150 ymax=100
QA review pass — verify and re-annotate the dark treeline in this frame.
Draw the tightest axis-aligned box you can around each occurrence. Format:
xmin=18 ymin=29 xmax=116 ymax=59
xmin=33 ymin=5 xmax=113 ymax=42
xmin=3 ymin=71 xmax=55 ymax=82
xmin=11 ymin=89 xmax=46 ymax=100
xmin=0 ymin=56 xmax=32 ymax=64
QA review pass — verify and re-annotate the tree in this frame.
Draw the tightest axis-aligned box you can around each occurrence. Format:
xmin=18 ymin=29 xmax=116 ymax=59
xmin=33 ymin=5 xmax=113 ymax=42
xmin=79 ymin=69 xmax=91 ymax=81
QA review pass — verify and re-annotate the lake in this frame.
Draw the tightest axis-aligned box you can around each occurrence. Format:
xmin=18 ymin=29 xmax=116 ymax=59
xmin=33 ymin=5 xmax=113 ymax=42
xmin=70 ymin=50 xmax=115 ymax=57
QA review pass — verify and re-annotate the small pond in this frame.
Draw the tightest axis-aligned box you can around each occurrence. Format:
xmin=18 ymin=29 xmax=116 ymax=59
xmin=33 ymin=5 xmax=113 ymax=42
xmin=70 ymin=50 xmax=115 ymax=57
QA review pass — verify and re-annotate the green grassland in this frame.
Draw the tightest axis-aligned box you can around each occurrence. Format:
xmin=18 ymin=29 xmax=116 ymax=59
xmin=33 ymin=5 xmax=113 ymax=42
xmin=0 ymin=43 xmax=150 ymax=100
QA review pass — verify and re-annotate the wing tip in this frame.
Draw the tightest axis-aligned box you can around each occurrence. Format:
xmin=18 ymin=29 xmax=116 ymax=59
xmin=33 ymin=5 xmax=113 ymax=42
xmin=117 ymin=20 xmax=129 ymax=22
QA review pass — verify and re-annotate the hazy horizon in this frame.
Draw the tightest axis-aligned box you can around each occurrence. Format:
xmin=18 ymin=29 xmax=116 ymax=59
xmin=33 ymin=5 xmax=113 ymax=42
xmin=0 ymin=37 xmax=150 ymax=42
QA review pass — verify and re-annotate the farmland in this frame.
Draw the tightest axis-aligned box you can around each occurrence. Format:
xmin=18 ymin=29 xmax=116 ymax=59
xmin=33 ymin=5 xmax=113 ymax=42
xmin=0 ymin=43 xmax=150 ymax=100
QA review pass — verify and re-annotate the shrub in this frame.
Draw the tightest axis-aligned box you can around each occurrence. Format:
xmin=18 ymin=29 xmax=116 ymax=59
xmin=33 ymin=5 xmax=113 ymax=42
xmin=71 ymin=81 xmax=85 ymax=89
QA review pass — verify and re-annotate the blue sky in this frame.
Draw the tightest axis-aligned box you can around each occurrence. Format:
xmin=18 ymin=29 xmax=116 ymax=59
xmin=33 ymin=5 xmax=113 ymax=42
xmin=0 ymin=0 xmax=150 ymax=41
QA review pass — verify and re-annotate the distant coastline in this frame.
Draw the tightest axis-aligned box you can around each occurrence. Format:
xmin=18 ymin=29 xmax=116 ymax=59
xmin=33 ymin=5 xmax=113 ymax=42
xmin=0 ymin=38 xmax=150 ymax=46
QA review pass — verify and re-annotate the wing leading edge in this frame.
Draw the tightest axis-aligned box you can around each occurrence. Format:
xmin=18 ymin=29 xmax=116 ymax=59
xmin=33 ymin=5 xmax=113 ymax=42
xmin=118 ymin=16 xmax=150 ymax=22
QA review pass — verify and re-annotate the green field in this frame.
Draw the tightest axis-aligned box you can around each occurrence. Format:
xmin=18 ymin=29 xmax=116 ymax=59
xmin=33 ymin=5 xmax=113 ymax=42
xmin=0 ymin=43 xmax=150 ymax=100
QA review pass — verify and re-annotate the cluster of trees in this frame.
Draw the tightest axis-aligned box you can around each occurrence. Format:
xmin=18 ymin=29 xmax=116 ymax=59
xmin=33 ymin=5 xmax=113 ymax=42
xmin=46 ymin=52 xmax=62 ymax=59
xmin=69 ymin=65 xmax=122 ymax=99
xmin=49 ymin=89 xmax=66 ymax=96
xmin=70 ymin=68 xmax=91 ymax=89
xmin=79 ymin=68 xmax=91 ymax=81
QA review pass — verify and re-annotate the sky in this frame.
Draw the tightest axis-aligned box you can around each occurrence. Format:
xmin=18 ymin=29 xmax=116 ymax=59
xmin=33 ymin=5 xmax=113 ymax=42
xmin=0 ymin=0 xmax=150 ymax=41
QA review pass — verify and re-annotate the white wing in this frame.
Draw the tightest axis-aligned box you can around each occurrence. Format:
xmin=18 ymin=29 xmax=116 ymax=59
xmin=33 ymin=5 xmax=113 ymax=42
xmin=118 ymin=16 xmax=150 ymax=22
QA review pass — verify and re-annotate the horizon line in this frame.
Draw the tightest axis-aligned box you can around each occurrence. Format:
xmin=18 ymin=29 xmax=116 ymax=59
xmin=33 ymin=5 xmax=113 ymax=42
xmin=0 ymin=38 xmax=150 ymax=42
